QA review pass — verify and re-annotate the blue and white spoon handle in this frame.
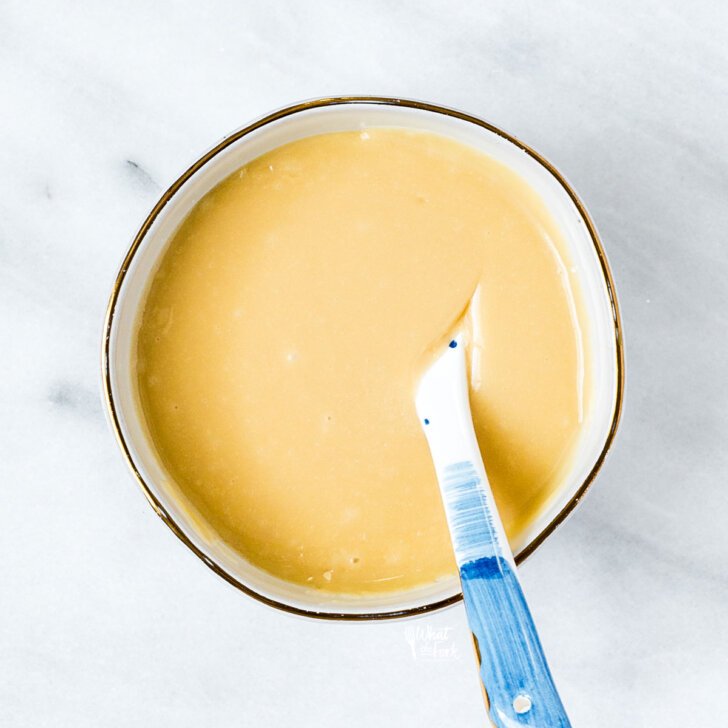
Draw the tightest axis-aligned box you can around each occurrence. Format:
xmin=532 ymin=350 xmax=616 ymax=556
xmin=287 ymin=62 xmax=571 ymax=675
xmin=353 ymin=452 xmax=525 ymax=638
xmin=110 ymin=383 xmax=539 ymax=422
xmin=415 ymin=335 xmax=572 ymax=728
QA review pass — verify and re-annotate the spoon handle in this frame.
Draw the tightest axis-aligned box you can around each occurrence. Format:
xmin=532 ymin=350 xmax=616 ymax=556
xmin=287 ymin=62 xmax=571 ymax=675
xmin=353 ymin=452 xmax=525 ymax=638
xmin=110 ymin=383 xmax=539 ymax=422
xmin=450 ymin=462 xmax=572 ymax=728
xmin=415 ymin=336 xmax=572 ymax=727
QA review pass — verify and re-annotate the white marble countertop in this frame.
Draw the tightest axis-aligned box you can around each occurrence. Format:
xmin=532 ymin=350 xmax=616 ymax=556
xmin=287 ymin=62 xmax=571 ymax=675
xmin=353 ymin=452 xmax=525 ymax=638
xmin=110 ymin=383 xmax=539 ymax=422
xmin=2 ymin=1 xmax=727 ymax=725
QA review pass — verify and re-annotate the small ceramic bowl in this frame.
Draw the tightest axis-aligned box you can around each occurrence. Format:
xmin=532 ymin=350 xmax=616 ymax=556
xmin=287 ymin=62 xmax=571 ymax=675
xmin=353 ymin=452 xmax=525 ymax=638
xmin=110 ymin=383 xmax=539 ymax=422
xmin=102 ymin=96 xmax=624 ymax=620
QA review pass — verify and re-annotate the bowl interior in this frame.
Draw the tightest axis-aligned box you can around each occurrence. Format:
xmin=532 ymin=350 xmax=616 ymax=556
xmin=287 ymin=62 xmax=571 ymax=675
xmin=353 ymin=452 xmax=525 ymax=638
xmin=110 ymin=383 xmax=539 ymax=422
xmin=106 ymin=99 xmax=620 ymax=618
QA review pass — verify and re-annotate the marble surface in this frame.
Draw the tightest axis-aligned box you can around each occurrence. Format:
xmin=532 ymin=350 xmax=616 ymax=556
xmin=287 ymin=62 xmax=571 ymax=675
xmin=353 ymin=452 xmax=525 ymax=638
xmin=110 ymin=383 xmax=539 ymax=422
xmin=2 ymin=1 xmax=727 ymax=725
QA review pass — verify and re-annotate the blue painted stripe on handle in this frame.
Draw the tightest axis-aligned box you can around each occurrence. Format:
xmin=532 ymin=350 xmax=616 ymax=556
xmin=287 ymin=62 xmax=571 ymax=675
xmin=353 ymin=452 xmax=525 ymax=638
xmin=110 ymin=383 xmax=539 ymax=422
xmin=461 ymin=557 xmax=572 ymax=727
xmin=442 ymin=461 xmax=498 ymax=563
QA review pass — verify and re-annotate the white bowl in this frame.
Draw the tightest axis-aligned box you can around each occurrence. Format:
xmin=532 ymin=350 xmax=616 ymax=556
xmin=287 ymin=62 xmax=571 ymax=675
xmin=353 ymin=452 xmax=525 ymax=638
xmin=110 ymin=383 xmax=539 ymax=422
xmin=102 ymin=97 xmax=624 ymax=620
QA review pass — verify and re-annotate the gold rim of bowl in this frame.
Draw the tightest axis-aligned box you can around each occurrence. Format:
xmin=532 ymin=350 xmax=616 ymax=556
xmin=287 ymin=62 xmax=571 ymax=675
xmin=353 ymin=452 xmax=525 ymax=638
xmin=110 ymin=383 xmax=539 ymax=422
xmin=101 ymin=96 xmax=625 ymax=621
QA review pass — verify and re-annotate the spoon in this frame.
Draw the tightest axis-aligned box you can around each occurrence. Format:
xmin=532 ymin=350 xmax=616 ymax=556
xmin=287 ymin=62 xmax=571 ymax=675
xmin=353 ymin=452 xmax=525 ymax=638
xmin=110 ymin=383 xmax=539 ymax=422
xmin=415 ymin=334 xmax=572 ymax=728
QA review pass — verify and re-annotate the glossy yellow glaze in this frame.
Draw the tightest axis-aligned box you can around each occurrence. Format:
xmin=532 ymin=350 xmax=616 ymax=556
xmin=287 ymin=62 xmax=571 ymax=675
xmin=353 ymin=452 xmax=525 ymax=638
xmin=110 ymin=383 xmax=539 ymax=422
xmin=135 ymin=129 xmax=588 ymax=594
